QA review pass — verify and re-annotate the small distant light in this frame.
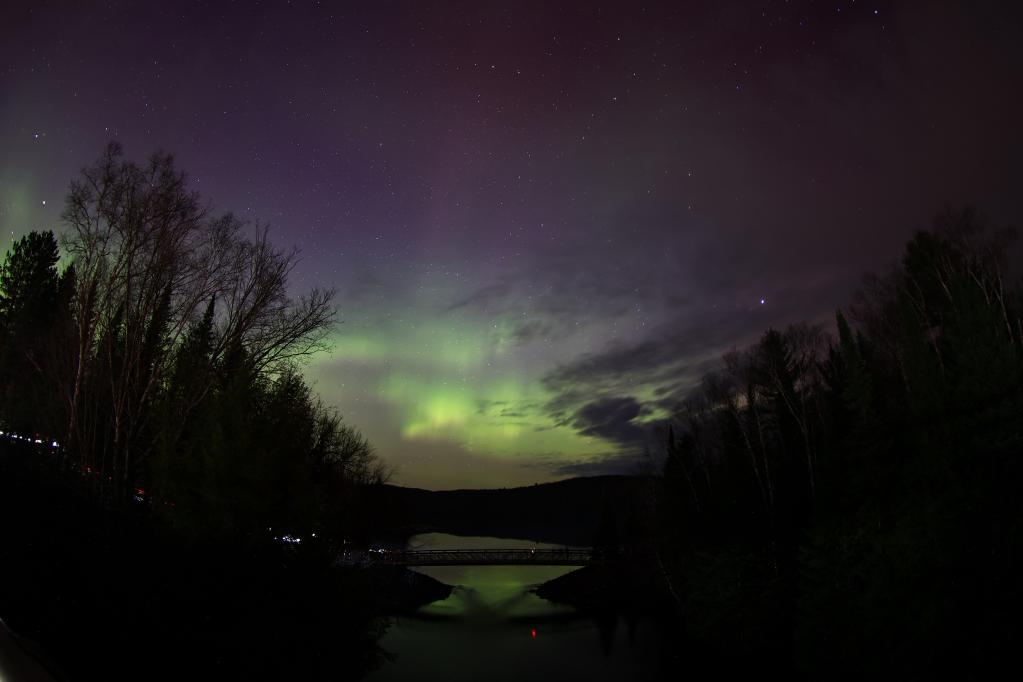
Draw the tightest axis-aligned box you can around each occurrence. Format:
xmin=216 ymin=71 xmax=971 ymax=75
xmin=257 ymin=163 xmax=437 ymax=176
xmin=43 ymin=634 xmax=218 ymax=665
xmin=34 ymin=438 xmax=42 ymax=444
xmin=760 ymin=298 xmax=765 ymax=305
xmin=530 ymin=627 xmax=537 ymax=639
xmin=51 ymin=441 xmax=58 ymax=448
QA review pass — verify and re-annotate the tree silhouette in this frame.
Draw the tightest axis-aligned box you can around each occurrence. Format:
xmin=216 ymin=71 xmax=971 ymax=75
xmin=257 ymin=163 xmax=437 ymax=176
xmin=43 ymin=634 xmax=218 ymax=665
xmin=0 ymin=230 xmax=62 ymax=433
xmin=0 ymin=144 xmax=386 ymax=545
xmin=56 ymin=142 xmax=336 ymax=488
xmin=660 ymin=205 xmax=1023 ymax=676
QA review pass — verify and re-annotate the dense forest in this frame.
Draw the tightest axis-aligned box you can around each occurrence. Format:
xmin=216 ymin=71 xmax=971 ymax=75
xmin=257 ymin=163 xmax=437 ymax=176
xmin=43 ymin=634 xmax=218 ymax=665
xmin=0 ymin=142 xmax=387 ymax=540
xmin=0 ymin=144 xmax=391 ymax=680
xmin=658 ymin=206 xmax=1023 ymax=676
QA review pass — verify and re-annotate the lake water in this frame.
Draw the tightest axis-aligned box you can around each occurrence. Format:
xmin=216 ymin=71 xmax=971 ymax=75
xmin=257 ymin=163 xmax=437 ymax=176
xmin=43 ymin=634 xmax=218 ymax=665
xmin=366 ymin=533 xmax=669 ymax=681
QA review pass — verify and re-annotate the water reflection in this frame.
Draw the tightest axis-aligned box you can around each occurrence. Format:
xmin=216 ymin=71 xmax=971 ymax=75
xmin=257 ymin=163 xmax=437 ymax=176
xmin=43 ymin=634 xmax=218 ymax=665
xmin=366 ymin=533 xmax=664 ymax=681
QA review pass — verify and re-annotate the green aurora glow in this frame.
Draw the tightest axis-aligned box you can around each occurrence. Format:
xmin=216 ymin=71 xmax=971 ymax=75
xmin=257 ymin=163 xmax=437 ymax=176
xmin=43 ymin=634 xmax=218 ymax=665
xmin=307 ymin=303 xmax=663 ymax=489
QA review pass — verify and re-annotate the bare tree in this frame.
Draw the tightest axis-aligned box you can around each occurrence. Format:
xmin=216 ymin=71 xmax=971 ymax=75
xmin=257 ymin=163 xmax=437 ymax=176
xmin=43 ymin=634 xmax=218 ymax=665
xmin=58 ymin=142 xmax=336 ymax=484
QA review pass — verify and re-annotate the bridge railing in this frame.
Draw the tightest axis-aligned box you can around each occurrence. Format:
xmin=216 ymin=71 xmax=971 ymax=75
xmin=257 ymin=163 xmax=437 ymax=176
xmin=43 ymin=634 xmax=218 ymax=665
xmin=337 ymin=547 xmax=599 ymax=567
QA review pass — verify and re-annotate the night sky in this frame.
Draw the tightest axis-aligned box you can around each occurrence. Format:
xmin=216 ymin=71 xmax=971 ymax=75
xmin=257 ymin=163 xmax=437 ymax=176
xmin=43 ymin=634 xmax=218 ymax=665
xmin=3 ymin=1 xmax=1021 ymax=489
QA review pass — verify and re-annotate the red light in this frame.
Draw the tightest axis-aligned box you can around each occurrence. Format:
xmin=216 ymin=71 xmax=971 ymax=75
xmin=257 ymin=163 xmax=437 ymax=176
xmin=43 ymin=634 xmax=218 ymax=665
xmin=530 ymin=628 xmax=537 ymax=639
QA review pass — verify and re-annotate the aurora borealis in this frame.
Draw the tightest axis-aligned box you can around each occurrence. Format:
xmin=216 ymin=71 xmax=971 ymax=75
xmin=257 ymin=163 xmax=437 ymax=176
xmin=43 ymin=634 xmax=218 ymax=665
xmin=3 ymin=2 xmax=1021 ymax=488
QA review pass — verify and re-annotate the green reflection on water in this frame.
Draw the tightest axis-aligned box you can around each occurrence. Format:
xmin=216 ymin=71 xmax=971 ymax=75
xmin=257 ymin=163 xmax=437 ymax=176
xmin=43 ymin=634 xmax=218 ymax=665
xmin=408 ymin=533 xmax=578 ymax=619
xmin=368 ymin=534 xmax=663 ymax=682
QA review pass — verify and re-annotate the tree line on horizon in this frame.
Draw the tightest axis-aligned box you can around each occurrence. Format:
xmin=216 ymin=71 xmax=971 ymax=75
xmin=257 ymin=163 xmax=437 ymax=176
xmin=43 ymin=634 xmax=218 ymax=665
xmin=0 ymin=142 xmax=387 ymax=543
xmin=659 ymin=205 xmax=1023 ymax=675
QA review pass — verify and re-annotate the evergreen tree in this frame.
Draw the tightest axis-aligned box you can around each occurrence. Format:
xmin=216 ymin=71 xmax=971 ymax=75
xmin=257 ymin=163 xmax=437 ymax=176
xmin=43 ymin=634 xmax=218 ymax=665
xmin=0 ymin=231 xmax=62 ymax=433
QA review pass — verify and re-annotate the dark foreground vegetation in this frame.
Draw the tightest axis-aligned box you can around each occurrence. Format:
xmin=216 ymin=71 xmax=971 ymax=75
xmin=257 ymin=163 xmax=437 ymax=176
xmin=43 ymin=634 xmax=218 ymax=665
xmin=0 ymin=443 xmax=388 ymax=680
xmin=657 ymin=206 xmax=1023 ymax=677
xmin=0 ymin=144 xmax=396 ymax=679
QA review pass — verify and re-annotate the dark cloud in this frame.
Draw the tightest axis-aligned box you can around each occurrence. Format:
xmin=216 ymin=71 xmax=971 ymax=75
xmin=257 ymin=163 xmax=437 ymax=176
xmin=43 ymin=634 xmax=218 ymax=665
xmin=546 ymin=337 xmax=688 ymax=390
xmin=475 ymin=399 xmax=506 ymax=416
xmin=540 ymin=274 xmax=849 ymax=451
xmin=441 ymin=254 xmax=688 ymax=335
xmin=540 ymin=451 xmax=663 ymax=478
xmin=509 ymin=319 xmax=553 ymax=346
xmin=571 ymin=396 xmax=647 ymax=446
xmin=540 ymin=309 xmax=758 ymax=426
xmin=445 ymin=282 xmax=514 ymax=313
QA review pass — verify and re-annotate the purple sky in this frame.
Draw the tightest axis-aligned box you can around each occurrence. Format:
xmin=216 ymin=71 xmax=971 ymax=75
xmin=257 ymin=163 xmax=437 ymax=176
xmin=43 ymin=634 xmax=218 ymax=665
xmin=2 ymin=1 xmax=1021 ymax=488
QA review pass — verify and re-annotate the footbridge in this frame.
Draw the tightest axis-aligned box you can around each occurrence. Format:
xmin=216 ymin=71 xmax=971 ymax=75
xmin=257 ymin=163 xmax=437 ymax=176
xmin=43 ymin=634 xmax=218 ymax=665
xmin=350 ymin=548 xmax=603 ymax=567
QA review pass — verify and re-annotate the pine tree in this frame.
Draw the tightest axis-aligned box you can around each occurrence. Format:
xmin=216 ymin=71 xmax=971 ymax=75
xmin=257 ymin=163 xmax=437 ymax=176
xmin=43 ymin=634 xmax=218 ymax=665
xmin=0 ymin=231 xmax=62 ymax=432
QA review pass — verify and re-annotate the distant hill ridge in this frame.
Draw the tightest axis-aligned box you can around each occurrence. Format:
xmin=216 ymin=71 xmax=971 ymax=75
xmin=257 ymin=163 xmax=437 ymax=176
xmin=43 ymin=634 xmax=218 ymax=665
xmin=366 ymin=475 xmax=657 ymax=547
